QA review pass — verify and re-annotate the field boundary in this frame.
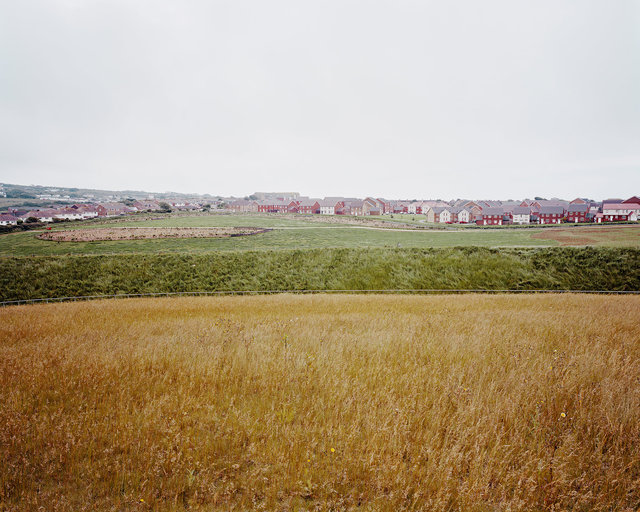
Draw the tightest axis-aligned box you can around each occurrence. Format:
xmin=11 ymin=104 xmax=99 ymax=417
xmin=2 ymin=288 xmax=639 ymax=307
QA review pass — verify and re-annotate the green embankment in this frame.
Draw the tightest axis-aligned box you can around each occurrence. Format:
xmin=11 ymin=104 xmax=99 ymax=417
xmin=1 ymin=247 xmax=638 ymax=302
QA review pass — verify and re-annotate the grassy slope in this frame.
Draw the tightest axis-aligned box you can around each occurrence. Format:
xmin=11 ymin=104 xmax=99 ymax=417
xmin=2 ymin=294 xmax=639 ymax=511
xmin=2 ymin=247 xmax=639 ymax=301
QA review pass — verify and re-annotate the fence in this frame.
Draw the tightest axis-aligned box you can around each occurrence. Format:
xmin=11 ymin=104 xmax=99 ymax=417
xmin=1 ymin=288 xmax=639 ymax=307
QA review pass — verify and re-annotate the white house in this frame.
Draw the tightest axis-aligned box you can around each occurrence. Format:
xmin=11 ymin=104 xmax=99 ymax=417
xmin=456 ymin=208 xmax=472 ymax=223
xmin=21 ymin=210 xmax=56 ymax=223
xmin=0 ymin=214 xmax=18 ymax=226
xmin=54 ymin=210 xmax=84 ymax=221
xmin=602 ymin=203 xmax=640 ymax=221
xmin=512 ymin=206 xmax=531 ymax=225
xmin=439 ymin=208 xmax=453 ymax=223
xmin=407 ymin=202 xmax=421 ymax=214
xmin=319 ymin=200 xmax=337 ymax=215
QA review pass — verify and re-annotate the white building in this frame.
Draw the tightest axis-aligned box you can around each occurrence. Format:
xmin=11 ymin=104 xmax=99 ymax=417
xmin=439 ymin=208 xmax=452 ymax=223
xmin=0 ymin=214 xmax=18 ymax=225
xmin=456 ymin=208 xmax=472 ymax=223
xmin=319 ymin=200 xmax=337 ymax=215
xmin=512 ymin=207 xmax=531 ymax=225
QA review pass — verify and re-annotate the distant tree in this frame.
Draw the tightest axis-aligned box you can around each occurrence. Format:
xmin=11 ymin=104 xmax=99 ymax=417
xmin=6 ymin=191 xmax=36 ymax=199
xmin=534 ymin=197 xmax=546 ymax=201
xmin=26 ymin=217 xmax=39 ymax=223
xmin=157 ymin=202 xmax=172 ymax=213
xmin=249 ymin=194 xmax=258 ymax=200
xmin=122 ymin=198 xmax=136 ymax=206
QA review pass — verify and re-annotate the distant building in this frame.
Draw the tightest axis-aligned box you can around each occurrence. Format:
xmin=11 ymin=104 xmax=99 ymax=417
xmin=566 ymin=203 xmax=589 ymax=223
xmin=512 ymin=206 xmax=532 ymax=225
xmin=0 ymin=214 xmax=18 ymax=225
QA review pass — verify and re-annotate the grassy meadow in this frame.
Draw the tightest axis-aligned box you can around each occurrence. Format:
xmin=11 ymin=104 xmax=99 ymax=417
xmin=1 ymin=294 xmax=639 ymax=511
xmin=0 ymin=224 xmax=554 ymax=256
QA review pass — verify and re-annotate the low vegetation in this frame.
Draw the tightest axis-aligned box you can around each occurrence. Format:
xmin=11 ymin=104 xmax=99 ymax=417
xmin=1 ymin=294 xmax=639 ymax=510
xmin=1 ymin=247 xmax=639 ymax=302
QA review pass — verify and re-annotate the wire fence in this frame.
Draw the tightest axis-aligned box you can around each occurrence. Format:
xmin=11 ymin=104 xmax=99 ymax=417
xmin=1 ymin=288 xmax=639 ymax=307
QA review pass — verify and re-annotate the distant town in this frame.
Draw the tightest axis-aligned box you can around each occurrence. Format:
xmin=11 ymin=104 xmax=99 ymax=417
xmin=0 ymin=183 xmax=638 ymax=226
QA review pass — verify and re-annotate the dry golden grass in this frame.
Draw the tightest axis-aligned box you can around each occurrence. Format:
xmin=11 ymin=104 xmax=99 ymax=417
xmin=1 ymin=294 xmax=639 ymax=511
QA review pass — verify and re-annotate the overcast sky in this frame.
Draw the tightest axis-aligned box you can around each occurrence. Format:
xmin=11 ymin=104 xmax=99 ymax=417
xmin=1 ymin=1 xmax=639 ymax=200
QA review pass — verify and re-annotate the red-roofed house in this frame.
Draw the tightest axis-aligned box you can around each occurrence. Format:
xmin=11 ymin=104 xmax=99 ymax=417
xmin=566 ymin=204 xmax=589 ymax=223
xmin=0 ymin=214 xmax=18 ymax=225
xmin=601 ymin=203 xmax=640 ymax=222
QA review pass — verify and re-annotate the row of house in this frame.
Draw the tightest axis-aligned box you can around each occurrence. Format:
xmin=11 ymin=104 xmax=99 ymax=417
xmin=0 ymin=199 xmax=203 ymax=225
xmin=229 ymin=195 xmax=640 ymax=225
xmin=3 ymin=194 xmax=639 ymax=227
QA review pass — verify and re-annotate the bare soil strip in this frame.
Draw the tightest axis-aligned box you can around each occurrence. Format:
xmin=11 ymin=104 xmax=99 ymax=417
xmin=37 ymin=227 xmax=269 ymax=242
xmin=531 ymin=225 xmax=640 ymax=246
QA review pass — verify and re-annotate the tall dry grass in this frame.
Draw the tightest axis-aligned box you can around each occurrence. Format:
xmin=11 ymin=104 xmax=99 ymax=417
xmin=1 ymin=294 xmax=639 ymax=511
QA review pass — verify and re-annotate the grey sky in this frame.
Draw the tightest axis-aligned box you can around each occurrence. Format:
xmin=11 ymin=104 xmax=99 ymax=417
xmin=1 ymin=0 xmax=639 ymax=199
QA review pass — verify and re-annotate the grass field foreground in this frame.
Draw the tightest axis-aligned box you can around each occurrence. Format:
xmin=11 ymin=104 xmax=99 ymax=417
xmin=1 ymin=294 xmax=640 ymax=510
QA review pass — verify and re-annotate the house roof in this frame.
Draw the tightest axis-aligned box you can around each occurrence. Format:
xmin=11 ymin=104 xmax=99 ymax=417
xmin=318 ymin=200 xmax=338 ymax=207
xmin=0 ymin=214 xmax=18 ymax=221
xmin=568 ymin=204 xmax=589 ymax=213
xmin=602 ymin=203 xmax=640 ymax=210
xmin=539 ymin=206 xmax=565 ymax=214
xmin=298 ymin=199 xmax=320 ymax=207
xmin=512 ymin=207 xmax=531 ymax=215
xmin=481 ymin=207 xmax=504 ymax=216
xmin=257 ymin=200 xmax=289 ymax=206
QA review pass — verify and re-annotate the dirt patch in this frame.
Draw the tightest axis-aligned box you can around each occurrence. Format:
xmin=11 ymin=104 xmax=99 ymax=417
xmin=37 ymin=227 xmax=270 ymax=242
xmin=531 ymin=226 xmax=639 ymax=246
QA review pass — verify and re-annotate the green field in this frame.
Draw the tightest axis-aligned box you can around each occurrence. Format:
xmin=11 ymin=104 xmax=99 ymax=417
xmin=0 ymin=213 xmax=561 ymax=256
xmin=0 ymin=226 xmax=558 ymax=256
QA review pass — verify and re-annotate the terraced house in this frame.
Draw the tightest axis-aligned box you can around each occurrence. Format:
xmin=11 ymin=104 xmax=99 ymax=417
xmin=479 ymin=207 xmax=505 ymax=225
xmin=538 ymin=206 xmax=565 ymax=224
xmin=566 ymin=203 xmax=589 ymax=223
xmin=512 ymin=206 xmax=532 ymax=225
xmin=600 ymin=203 xmax=640 ymax=222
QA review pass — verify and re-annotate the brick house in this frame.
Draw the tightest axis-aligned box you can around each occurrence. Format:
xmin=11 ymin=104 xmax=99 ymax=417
xmin=257 ymin=200 xmax=289 ymax=213
xmin=538 ymin=206 xmax=565 ymax=224
xmin=295 ymin=199 xmax=321 ymax=214
xmin=566 ymin=203 xmax=589 ymax=223
xmin=229 ymin=199 xmax=258 ymax=212
xmin=479 ymin=207 xmax=505 ymax=225
xmin=96 ymin=203 xmax=133 ymax=217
